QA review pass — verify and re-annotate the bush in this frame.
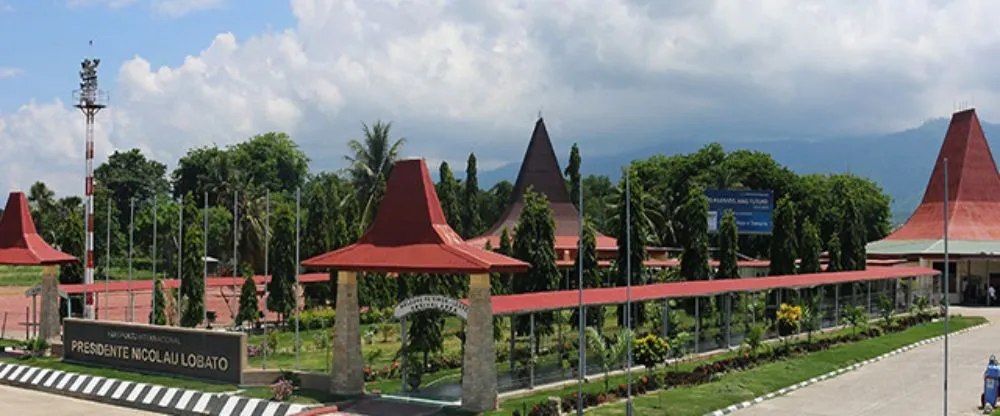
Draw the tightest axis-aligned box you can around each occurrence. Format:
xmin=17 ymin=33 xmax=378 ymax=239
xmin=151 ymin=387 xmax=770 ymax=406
xmin=633 ymin=334 xmax=669 ymax=370
xmin=298 ymin=307 xmax=336 ymax=330
xmin=776 ymin=303 xmax=802 ymax=336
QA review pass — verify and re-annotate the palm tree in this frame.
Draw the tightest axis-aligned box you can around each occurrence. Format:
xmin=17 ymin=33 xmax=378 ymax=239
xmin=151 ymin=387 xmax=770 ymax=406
xmin=344 ymin=120 xmax=405 ymax=233
xmin=585 ymin=326 xmax=634 ymax=392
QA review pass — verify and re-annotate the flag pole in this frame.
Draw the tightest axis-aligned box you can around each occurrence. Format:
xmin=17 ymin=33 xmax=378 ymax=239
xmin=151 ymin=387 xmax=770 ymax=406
xmin=177 ymin=197 xmax=183 ymax=324
xmin=943 ymin=157 xmax=950 ymax=415
xmin=128 ymin=198 xmax=134 ymax=322
xmin=295 ymin=187 xmax=302 ymax=370
xmin=104 ymin=198 xmax=111 ymax=320
xmin=625 ymin=168 xmax=633 ymax=416
xmin=576 ymin=174 xmax=585 ymax=416
xmin=263 ymin=190 xmax=270 ymax=369
xmin=233 ymin=190 xmax=239 ymax=308
xmin=152 ymin=196 xmax=157 ymax=324
xmin=203 ymin=191 xmax=209 ymax=324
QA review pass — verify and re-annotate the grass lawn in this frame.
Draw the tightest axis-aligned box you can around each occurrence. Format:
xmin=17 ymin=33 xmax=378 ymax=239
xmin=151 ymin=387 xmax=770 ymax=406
xmin=0 ymin=265 xmax=155 ymax=287
xmin=586 ymin=316 xmax=986 ymax=416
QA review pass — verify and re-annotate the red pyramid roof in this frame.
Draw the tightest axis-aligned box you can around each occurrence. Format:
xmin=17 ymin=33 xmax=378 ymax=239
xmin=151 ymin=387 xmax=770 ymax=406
xmin=0 ymin=192 xmax=77 ymax=265
xmin=301 ymin=159 xmax=530 ymax=274
xmin=469 ymin=118 xmax=618 ymax=251
xmin=885 ymin=108 xmax=1000 ymax=241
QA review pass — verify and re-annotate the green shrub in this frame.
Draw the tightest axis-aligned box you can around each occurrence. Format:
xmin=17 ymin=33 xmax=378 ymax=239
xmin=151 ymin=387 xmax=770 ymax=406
xmin=633 ymin=334 xmax=670 ymax=370
xmin=297 ymin=307 xmax=336 ymax=330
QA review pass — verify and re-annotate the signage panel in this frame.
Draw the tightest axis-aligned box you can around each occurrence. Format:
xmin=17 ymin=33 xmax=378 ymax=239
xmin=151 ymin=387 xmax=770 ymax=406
xmin=394 ymin=295 xmax=469 ymax=320
xmin=705 ymin=189 xmax=774 ymax=235
xmin=62 ymin=318 xmax=246 ymax=384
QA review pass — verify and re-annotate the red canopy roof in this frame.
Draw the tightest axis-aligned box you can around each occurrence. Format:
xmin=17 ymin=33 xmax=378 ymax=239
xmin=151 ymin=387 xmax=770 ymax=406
xmin=468 ymin=118 xmax=619 ymax=251
xmin=0 ymin=192 xmax=77 ymax=266
xmin=483 ymin=266 xmax=938 ymax=315
xmin=886 ymin=109 xmax=1000 ymax=241
xmin=301 ymin=159 xmax=529 ymax=274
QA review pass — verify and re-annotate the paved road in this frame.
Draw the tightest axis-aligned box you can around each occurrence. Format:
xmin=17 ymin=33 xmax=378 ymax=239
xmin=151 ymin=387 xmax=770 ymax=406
xmin=734 ymin=306 xmax=1000 ymax=416
xmin=0 ymin=383 xmax=159 ymax=415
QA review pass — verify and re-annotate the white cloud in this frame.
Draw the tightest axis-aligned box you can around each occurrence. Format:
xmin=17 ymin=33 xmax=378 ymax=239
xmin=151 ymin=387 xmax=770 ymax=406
xmin=9 ymin=0 xmax=1000 ymax=197
xmin=0 ymin=67 xmax=20 ymax=78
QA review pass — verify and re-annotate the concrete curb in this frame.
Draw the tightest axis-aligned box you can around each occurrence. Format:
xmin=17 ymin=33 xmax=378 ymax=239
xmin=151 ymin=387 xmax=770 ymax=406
xmin=704 ymin=322 xmax=990 ymax=416
xmin=0 ymin=361 xmax=317 ymax=416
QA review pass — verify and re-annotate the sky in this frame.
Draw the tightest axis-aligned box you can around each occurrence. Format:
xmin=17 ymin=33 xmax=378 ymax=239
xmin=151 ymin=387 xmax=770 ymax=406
xmin=1 ymin=0 xmax=999 ymax=197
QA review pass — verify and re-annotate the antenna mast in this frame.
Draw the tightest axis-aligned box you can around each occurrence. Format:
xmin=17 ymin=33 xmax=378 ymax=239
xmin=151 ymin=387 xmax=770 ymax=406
xmin=74 ymin=40 xmax=108 ymax=320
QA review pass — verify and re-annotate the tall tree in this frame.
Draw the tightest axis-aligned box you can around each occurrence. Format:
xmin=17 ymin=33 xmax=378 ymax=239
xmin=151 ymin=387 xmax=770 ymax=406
xmin=799 ymin=219 xmax=823 ymax=274
xmin=437 ymin=161 xmax=463 ymax=236
xmin=150 ymin=277 xmax=167 ymax=325
xmin=95 ymin=149 xmax=169 ymax=230
xmin=344 ymin=120 xmax=405 ymax=233
xmin=716 ymin=209 xmax=739 ymax=279
xmin=565 ymin=143 xmax=582 ymax=209
xmin=54 ymin=207 xmax=85 ymax=285
xmin=27 ymin=181 xmax=57 ymax=240
xmin=302 ymin=177 xmax=336 ymax=306
xmin=839 ymin=192 xmax=867 ymax=271
xmin=826 ymin=234 xmax=843 ymax=272
xmin=482 ymin=181 xmax=514 ymax=227
xmin=574 ymin=220 xmax=603 ymax=326
xmin=179 ymin=193 xmax=206 ymax=327
xmin=462 ymin=153 xmax=483 ymax=238
xmin=679 ymin=184 xmax=710 ymax=282
xmin=267 ymin=201 xmax=297 ymax=322
xmin=237 ymin=266 xmax=260 ymax=326
xmin=769 ymin=195 xmax=798 ymax=276
xmin=511 ymin=189 xmax=559 ymax=335
xmin=498 ymin=226 xmax=514 ymax=294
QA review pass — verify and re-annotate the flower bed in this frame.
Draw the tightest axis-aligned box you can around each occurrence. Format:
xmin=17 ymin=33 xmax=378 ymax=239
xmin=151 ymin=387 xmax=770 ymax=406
xmin=517 ymin=312 xmax=939 ymax=416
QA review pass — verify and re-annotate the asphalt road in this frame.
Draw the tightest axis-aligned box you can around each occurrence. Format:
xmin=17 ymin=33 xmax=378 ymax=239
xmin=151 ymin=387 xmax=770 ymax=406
xmin=733 ymin=306 xmax=1000 ymax=416
xmin=0 ymin=383 xmax=159 ymax=415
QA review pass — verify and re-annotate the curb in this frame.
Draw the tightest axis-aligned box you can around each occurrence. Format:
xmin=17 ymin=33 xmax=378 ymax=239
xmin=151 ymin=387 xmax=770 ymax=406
xmin=0 ymin=361 xmax=317 ymax=416
xmin=705 ymin=322 xmax=990 ymax=416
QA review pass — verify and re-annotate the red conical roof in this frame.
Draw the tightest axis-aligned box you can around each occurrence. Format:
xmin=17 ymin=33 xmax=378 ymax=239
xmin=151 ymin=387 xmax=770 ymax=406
xmin=301 ymin=159 xmax=530 ymax=274
xmin=0 ymin=192 xmax=77 ymax=265
xmin=885 ymin=108 xmax=1000 ymax=241
xmin=469 ymin=118 xmax=618 ymax=251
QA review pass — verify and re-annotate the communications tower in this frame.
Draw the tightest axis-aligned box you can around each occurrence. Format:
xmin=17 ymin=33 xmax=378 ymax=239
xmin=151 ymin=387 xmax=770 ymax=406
xmin=74 ymin=52 xmax=107 ymax=320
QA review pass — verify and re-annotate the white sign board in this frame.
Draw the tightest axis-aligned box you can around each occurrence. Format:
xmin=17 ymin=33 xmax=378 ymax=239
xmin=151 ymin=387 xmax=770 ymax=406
xmin=394 ymin=295 xmax=469 ymax=320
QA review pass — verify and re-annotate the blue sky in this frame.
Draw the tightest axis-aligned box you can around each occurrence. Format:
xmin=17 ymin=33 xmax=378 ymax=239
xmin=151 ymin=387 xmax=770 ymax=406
xmin=0 ymin=1 xmax=294 ymax=113
xmin=1 ymin=0 xmax=1000 ymax=198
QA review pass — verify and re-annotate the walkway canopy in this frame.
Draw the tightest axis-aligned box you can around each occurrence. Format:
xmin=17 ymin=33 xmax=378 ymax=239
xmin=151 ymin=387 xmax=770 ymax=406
xmin=483 ymin=266 xmax=938 ymax=315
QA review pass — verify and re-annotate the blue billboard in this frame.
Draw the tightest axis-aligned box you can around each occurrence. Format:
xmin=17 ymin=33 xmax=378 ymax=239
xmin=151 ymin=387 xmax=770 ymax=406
xmin=704 ymin=189 xmax=774 ymax=235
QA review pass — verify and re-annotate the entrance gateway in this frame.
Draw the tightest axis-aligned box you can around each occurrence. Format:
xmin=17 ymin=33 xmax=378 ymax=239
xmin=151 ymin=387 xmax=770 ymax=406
xmin=390 ymin=295 xmax=469 ymax=405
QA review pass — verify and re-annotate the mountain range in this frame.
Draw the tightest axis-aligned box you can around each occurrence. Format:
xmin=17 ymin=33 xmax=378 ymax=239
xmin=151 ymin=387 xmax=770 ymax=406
xmin=477 ymin=117 xmax=1000 ymax=223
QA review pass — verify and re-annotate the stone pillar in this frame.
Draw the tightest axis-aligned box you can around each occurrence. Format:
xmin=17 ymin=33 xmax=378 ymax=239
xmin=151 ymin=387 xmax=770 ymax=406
xmin=39 ymin=266 xmax=61 ymax=342
xmin=331 ymin=271 xmax=363 ymax=395
xmin=462 ymin=273 xmax=497 ymax=413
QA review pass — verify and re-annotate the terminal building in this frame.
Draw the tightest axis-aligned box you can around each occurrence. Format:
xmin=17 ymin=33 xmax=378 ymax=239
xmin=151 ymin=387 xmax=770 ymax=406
xmin=867 ymin=108 xmax=1000 ymax=305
